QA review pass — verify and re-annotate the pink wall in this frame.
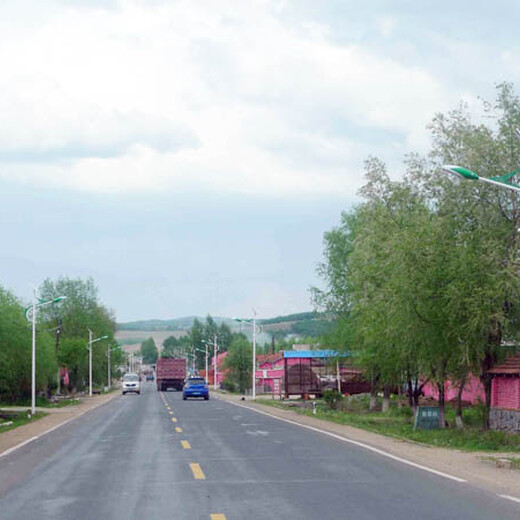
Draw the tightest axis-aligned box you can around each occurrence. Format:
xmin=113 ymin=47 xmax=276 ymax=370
xmin=258 ymin=360 xmax=284 ymax=370
xmin=492 ymin=377 xmax=520 ymax=410
xmin=256 ymin=368 xmax=284 ymax=394
xmin=422 ymin=374 xmax=485 ymax=405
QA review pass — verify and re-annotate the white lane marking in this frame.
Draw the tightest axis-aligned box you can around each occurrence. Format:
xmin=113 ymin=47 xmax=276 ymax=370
xmin=0 ymin=436 xmax=39 ymax=458
xmin=499 ymin=494 xmax=520 ymax=504
xmin=220 ymin=398 xmax=467 ymax=483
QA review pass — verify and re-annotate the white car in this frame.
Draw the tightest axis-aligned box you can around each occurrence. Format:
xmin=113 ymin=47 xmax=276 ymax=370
xmin=122 ymin=373 xmax=141 ymax=395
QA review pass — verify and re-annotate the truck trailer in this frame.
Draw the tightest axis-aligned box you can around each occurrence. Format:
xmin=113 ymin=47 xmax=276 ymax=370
xmin=156 ymin=358 xmax=187 ymax=391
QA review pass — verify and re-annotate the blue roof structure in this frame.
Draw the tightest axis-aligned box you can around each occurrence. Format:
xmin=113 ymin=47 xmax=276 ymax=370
xmin=282 ymin=350 xmax=348 ymax=359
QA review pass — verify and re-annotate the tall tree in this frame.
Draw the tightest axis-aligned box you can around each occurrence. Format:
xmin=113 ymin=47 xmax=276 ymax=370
xmin=314 ymin=83 xmax=520 ymax=427
xmin=224 ymin=336 xmax=253 ymax=393
xmin=141 ymin=337 xmax=159 ymax=364
xmin=38 ymin=277 xmax=116 ymax=391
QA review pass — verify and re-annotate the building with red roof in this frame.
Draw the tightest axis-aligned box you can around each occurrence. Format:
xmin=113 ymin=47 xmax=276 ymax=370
xmin=489 ymin=352 xmax=520 ymax=432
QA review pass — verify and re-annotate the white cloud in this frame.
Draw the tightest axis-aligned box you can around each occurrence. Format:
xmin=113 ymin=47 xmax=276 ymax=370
xmin=0 ymin=0 xmax=457 ymax=197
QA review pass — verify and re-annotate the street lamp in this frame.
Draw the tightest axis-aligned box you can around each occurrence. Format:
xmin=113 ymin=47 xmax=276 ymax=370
xmin=204 ymin=336 xmax=219 ymax=390
xmin=88 ymin=331 xmax=109 ymax=397
xmin=196 ymin=345 xmax=209 ymax=381
xmin=442 ymin=165 xmax=520 ymax=193
xmin=25 ymin=291 xmax=66 ymax=415
xmin=233 ymin=311 xmax=260 ymax=399
xmin=107 ymin=345 xmax=122 ymax=390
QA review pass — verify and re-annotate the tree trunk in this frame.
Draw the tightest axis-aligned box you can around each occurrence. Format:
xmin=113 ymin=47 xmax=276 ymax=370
xmin=412 ymin=383 xmax=422 ymax=411
xmin=382 ymin=384 xmax=391 ymax=413
xmin=369 ymin=373 xmax=379 ymax=411
xmin=480 ymin=351 xmax=496 ymax=430
xmin=437 ymin=381 xmax=446 ymax=428
xmin=407 ymin=379 xmax=414 ymax=409
xmin=369 ymin=389 xmax=378 ymax=411
xmin=455 ymin=378 xmax=466 ymax=429
xmin=482 ymin=374 xmax=492 ymax=430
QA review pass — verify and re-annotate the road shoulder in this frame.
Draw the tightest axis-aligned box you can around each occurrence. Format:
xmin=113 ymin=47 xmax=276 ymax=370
xmin=0 ymin=392 xmax=120 ymax=458
xmin=215 ymin=391 xmax=520 ymax=498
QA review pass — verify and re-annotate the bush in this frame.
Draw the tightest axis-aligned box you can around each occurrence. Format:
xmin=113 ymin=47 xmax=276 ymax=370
xmin=323 ymin=390 xmax=343 ymax=410
xmin=221 ymin=379 xmax=237 ymax=393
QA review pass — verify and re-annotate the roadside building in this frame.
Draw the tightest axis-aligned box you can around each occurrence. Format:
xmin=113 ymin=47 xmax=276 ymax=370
xmin=202 ymin=351 xmax=228 ymax=386
xmin=489 ymin=352 xmax=520 ymax=432
xmin=283 ymin=350 xmax=369 ymax=398
xmin=256 ymin=352 xmax=284 ymax=396
xmin=422 ymin=375 xmax=485 ymax=405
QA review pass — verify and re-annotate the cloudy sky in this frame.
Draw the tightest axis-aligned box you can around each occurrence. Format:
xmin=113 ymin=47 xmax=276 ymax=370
xmin=1 ymin=0 xmax=519 ymax=321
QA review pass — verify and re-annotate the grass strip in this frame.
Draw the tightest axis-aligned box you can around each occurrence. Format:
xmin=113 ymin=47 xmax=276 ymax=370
xmin=0 ymin=412 xmax=48 ymax=433
xmin=256 ymin=399 xmax=520 ymax=453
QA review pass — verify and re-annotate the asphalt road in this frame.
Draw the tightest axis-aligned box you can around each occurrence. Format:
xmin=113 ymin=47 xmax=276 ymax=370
xmin=0 ymin=383 xmax=519 ymax=520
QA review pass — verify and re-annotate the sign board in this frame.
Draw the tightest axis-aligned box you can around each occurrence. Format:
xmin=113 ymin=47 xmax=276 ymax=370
xmin=414 ymin=406 xmax=441 ymax=430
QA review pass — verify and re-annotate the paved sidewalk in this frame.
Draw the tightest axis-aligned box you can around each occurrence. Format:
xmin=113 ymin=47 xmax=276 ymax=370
xmin=215 ymin=391 xmax=520 ymax=498
xmin=0 ymin=391 xmax=121 ymax=457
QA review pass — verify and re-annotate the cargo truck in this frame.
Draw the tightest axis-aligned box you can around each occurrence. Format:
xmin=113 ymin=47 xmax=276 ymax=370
xmin=156 ymin=358 xmax=187 ymax=391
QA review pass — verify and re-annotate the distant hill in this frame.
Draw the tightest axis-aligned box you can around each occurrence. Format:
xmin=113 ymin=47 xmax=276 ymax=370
xmin=117 ymin=311 xmax=334 ymax=339
xmin=259 ymin=311 xmax=317 ymax=325
xmin=259 ymin=311 xmax=334 ymax=338
xmin=118 ymin=316 xmax=200 ymax=331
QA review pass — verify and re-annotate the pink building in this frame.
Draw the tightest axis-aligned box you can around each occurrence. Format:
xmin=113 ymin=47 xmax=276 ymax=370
xmin=256 ymin=352 xmax=284 ymax=395
xmin=422 ymin=374 xmax=485 ymax=405
xmin=489 ymin=353 xmax=520 ymax=432
xmin=205 ymin=351 xmax=228 ymax=386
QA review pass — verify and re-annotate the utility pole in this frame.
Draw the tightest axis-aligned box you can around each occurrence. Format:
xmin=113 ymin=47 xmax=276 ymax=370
xmin=213 ymin=334 xmax=218 ymax=390
xmin=89 ymin=329 xmax=93 ymax=397
xmin=252 ymin=310 xmax=257 ymax=400
xmin=205 ymin=343 xmax=208 ymax=382
xmin=31 ymin=288 xmax=36 ymax=414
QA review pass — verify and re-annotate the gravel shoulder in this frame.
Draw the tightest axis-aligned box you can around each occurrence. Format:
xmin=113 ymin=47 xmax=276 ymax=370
xmin=0 ymin=391 xmax=121 ymax=457
xmin=215 ymin=392 xmax=520 ymax=498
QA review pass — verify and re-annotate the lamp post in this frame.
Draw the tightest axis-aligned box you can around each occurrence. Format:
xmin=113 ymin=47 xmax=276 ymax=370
xmin=25 ymin=291 xmax=66 ymax=416
xmin=88 ymin=331 xmax=109 ymax=397
xmin=213 ymin=335 xmax=219 ymax=390
xmin=107 ymin=345 xmax=122 ymax=389
xmin=442 ymin=165 xmax=520 ymax=193
xmin=233 ymin=311 xmax=260 ymax=399
xmin=197 ymin=345 xmax=209 ymax=381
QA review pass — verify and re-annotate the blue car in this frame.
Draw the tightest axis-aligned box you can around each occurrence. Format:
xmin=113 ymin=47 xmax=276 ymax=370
xmin=183 ymin=377 xmax=210 ymax=400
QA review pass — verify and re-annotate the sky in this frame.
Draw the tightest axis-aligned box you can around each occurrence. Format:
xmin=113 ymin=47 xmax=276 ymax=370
xmin=1 ymin=0 xmax=520 ymax=322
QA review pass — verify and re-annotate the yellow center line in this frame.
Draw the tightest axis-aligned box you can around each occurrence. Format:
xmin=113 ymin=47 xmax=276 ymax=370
xmin=169 ymin=411 xmax=174 ymax=415
xmin=189 ymin=463 xmax=205 ymax=480
xmin=171 ymin=417 xmax=177 ymax=423
xmin=181 ymin=440 xmax=191 ymax=449
xmin=211 ymin=515 xmax=226 ymax=520
xmin=175 ymin=427 xmax=183 ymax=433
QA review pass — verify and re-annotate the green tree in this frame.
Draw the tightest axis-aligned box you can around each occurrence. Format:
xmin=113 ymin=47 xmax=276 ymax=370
xmin=217 ymin=322 xmax=233 ymax=351
xmin=141 ymin=337 xmax=158 ymax=364
xmin=190 ymin=318 xmax=205 ymax=368
xmin=224 ymin=336 xmax=252 ymax=393
xmin=0 ymin=286 xmax=57 ymax=402
xmin=38 ymin=277 xmax=116 ymax=391
xmin=314 ymin=84 xmax=520 ymax=427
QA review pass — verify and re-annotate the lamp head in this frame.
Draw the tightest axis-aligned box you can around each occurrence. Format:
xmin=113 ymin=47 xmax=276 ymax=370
xmin=442 ymin=165 xmax=479 ymax=180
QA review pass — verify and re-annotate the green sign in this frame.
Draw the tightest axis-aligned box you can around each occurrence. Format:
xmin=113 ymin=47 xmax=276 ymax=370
xmin=414 ymin=406 xmax=440 ymax=430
